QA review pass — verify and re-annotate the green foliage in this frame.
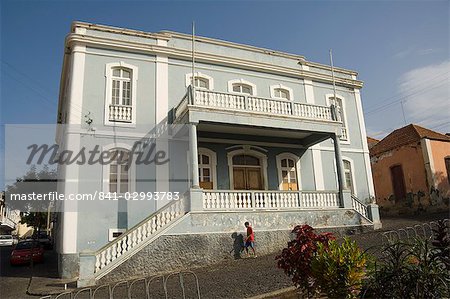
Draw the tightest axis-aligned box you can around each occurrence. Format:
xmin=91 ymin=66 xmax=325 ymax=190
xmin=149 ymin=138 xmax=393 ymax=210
xmin=276 ymin=225 xmax=335 ymax=297
xmin=5 ymin=164 xmax=56 ymax=231
xmin=311 ymin=237 xmax=369 ymax=299
xmin=366 ymin=235 xmax=450 ymax=298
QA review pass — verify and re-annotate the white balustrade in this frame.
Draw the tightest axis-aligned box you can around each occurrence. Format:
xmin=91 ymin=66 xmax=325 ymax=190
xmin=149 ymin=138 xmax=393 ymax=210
xmin=175 ymin=89 xmax=336 ymax=122
xmin=109 ymin=104 xmax=132 ymax=122
xmin=202 ymin=190 xmax=339 ymax=210
xmin=94 ymin=198 xmax=185 ymax=273
xmin=351 ymin=195 xmax=368 ymax=218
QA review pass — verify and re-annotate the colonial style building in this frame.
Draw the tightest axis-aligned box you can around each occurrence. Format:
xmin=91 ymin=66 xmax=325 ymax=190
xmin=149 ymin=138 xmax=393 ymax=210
xmin=370 ymin=124 xmax=450 ymax=215
xmin=55 ymin=21 xmax=380 ymax=286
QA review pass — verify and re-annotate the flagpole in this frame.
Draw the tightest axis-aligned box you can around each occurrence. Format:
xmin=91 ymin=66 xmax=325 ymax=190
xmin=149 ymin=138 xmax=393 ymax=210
xmin=329 ymin=49 xmax=337 ymax=106
xmin=191 ymin=21 xmax=196 ymax=104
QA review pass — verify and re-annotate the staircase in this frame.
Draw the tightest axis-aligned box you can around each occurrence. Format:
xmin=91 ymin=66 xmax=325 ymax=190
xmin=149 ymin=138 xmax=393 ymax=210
xmin=350 ymin=195 xmax=373 ymax=223
xmin=91 ymin=196 xmax=188 ymax=281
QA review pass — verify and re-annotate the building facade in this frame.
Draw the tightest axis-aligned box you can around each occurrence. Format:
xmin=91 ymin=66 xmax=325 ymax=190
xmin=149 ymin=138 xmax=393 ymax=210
xmin=55 ymin=22 xmax=380 ymax=286
xmin=370 ymin=124 xmax=450 ymax=215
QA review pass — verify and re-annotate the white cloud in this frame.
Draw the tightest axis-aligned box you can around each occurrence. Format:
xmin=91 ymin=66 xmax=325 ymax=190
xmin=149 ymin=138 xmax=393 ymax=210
xmin=399 ymin=60 xmax=450 ymax=132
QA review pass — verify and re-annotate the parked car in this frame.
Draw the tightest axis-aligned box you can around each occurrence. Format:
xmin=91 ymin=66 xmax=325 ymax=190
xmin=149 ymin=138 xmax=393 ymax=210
xmin=36 ymin=232 xmax=53 ymax=249
xmin=0 ymin=235 xmax=15 ymax=246
xmin=10 ymin=241 xmax=44 ymax=265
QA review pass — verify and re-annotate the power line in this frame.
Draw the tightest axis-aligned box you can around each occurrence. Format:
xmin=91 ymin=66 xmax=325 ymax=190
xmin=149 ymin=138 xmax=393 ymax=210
xmin=364 ymin=79 xmax=447 ymax=116
xmin=364 ymin=70 xmax=449 ymax=110
xmin=1 ymin=61 xmax=88 ymax=116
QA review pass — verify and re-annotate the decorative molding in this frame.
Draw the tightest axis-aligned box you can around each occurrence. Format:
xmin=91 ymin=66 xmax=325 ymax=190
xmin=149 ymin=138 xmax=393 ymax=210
xmin=342 ymin=156 xmax=358 ymax=197
xmin=226 ymin=147 xmax=268 ymax=190
xmin=325 ymin=93 xmax=350 ymax=144
xmin=269 ymin=84 xmax=293 ymax=100
xmin=185 ymin=72 xmax=214 ymax=90
xmin=303 ymin=79 xmax=315 ymax=104
xmin=354 ymin=88 xmax=375 ymax=197
xmin=422 ymin=138 xmax=437 ymax=189
xmin=198 ymin=147 xmax=218 ymax=189
xmin=66 ymin=34 xmax=364 ymax=89
xmin=311 ymin=146 xmax=325 ymax=190
xmin=103 ymin=61 xmax=138 ymax=126
xmin=227 ymin=79 xmax=257 ymax=96
xmin=199 ymin=137 xmax=303 ymax=149
xmin=101 ymin=143 xmax=136 ymax=194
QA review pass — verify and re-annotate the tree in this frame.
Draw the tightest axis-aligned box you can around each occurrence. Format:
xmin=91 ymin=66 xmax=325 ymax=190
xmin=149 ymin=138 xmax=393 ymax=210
xmin=5 ymin=165 xmax=57 ymax=231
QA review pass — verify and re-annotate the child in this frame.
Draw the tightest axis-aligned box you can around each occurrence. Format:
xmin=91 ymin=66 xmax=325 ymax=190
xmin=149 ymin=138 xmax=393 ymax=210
xmin=244 ymin=221 xmax=257 ymax=258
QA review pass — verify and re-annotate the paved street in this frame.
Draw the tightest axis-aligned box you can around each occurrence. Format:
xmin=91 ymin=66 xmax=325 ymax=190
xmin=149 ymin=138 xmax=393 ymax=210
xmin=0 ymin=245 xmax=58 ymax=299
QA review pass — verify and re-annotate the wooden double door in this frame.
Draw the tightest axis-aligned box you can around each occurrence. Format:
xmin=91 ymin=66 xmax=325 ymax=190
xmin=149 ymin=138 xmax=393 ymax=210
xmin=233 ymin=167 xmax=263 ymax=190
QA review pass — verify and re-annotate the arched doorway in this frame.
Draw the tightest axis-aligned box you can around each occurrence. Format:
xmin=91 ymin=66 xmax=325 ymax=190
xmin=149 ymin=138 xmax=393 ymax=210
xmin=232 ymin=154 xmax=263 ymax=190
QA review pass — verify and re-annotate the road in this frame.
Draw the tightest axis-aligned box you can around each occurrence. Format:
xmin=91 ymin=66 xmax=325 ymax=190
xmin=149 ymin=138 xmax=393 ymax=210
xmin=0 ymin=245 xmax=58 ymax=299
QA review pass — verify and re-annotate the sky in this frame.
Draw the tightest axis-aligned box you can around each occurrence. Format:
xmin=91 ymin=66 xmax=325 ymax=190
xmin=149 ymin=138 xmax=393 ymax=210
xmin=0 ymin=0 xmax=449 ymax=188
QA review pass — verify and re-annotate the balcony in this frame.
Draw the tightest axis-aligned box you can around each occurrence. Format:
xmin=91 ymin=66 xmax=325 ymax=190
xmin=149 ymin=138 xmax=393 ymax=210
xmin=173 ymin=87 xmax=343 ymax=135
xmin=109 ymin=104 xmax=132 ymax=122
xmin=203 ymin=190 xmax=340 ymax=210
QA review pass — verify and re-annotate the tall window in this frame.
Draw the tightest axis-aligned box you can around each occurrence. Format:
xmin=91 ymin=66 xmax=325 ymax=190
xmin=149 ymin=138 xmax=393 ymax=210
xmin=329 ymin=96 xmax=348 ymax=141
xmin=280 ymin=158 xmax=298 ymax=190
xmin=109 ymin=149 xmax=130 ymax=194
xmin=198 ymin=153 xmax=213 ymax=189
xmin=105 ymin=62 xmax=138 ymax=125
xmin=112 ymin=68 xmax=132 ymax=106
xmin=343 ymin=159 xmax=355 ymax=195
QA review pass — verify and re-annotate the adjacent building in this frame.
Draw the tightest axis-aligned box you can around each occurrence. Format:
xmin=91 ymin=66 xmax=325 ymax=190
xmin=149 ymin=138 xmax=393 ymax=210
xmin=55 ymin=21 xmax=380 ymax=286
xmin=370 ymin=124 xmax=450 ymax=215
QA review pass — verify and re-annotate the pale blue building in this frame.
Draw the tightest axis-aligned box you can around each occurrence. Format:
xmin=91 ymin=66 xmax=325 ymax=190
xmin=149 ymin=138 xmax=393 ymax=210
xmin=55 ymin=21 xmax=381 ymax=286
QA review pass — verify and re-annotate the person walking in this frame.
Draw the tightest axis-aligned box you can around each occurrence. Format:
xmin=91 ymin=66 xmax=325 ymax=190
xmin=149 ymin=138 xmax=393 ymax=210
xmin=244 ymin=221 xmax=256 ymax=258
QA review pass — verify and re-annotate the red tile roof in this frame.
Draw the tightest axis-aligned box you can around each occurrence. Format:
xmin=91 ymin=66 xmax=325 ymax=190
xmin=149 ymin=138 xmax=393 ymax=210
xmin=370 ymin=124 xmax=450 ymax=156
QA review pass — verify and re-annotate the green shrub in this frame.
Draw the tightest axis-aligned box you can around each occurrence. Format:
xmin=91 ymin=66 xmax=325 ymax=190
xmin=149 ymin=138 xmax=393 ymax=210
xmin=366 ymin=234 xmax=450 ymax=298
xmin=276 ymin=225 xmax=335 ymax=297
xmin=311 ymin=237 xmax=370 ymax=298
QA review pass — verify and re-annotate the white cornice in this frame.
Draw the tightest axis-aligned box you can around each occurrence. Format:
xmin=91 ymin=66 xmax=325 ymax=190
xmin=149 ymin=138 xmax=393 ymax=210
xmin=70 ymin=22 xmax=361 ymax=82
xmin=66 ymin=33 xmax=364 ymax=89
xmin=161 ymin=30 xmax=306 ymax=62
xmin=71 ymin=21 xmax=170 ymax=41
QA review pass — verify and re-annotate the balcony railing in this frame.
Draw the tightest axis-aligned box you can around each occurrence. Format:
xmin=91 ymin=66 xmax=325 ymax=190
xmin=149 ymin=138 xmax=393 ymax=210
xmin=109 ymin=104 xmax=132 ymax=122
xmin=202 ymin=190 xmax=340 ymax=210
xmin=175 ymin=88 xmax=339 ymax=123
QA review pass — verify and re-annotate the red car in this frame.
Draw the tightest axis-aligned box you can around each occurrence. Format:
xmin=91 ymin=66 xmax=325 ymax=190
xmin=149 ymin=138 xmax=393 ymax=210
xmin=10 ymin=241 xmax=44 ymax=265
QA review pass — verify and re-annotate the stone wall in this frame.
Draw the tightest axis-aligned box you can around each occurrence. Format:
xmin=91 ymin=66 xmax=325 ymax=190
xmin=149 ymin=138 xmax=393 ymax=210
xmin=98 ymin=209 xmax=372 ymax=284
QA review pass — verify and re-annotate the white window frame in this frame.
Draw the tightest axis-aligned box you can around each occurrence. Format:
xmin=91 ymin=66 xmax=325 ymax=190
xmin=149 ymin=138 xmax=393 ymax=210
xmin=227 ymin=146 xmax=268 ymax=190
xmin=102 ymin=143 xmax=136 ymax=195
xmin=198 ymin=147 xmax=217 ymax=189
xmin=185 ymin=72 xmax=214 ymax=90
xmin=228 ymin=79 xmax=257 ymax=96
xmin=270 ymin=84 xmax=293 ymax=101
xmin=104 ymin=62 xmax=138 ymax=126
xmin=276 ymin=153 xmax=302 ymax=190
xmin=342 ymin=156 xmax=357 ymax=196
xmin=326 ymin=94 xmax=350 ymax=144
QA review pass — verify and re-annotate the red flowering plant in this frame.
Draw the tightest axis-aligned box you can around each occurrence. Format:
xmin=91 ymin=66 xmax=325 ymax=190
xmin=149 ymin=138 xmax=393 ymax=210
xmin=276 ymin=224 xmax=335 ymax=297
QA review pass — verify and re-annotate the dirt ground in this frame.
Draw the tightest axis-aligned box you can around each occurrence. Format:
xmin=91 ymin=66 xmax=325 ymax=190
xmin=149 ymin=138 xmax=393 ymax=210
xmin=1 ymin=212 xmax=448 ymax=299
xmin=77 ymin=212 xmax=449 ymax=299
